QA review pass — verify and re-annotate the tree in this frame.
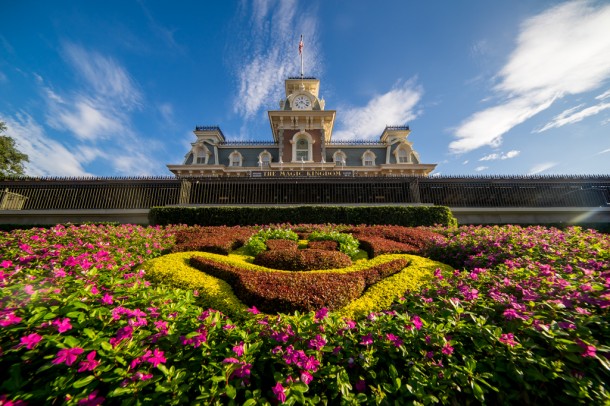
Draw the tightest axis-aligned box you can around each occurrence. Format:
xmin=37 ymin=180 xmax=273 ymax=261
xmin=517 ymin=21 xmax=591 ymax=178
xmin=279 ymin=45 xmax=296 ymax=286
xmin=0 ymin=121 xmax=29 ymax=176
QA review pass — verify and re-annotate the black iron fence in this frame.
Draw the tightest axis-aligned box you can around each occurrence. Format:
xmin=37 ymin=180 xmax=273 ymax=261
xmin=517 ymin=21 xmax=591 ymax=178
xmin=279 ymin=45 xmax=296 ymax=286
xmin=0 ymin=175 xmax=608 ymax=210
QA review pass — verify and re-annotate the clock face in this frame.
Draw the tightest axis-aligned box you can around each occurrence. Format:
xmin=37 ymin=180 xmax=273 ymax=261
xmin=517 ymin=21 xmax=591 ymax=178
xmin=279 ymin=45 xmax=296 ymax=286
xmin=293 ymin=95 xmax=312 ymax=110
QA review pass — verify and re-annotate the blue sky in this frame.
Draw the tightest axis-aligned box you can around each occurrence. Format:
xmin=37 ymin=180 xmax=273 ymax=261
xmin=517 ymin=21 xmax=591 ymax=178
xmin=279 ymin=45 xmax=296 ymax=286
xmin=1 ymin=0 xmax=609 ymax=177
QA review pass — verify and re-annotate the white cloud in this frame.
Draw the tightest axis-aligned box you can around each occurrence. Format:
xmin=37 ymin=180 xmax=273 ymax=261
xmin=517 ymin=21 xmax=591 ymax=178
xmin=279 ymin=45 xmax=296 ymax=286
xmin=595 ymin=148 xmax=610 ymax=155
xmin=53 ymin=98 xmax=126 ymax=141
xmin=475 ymin=166 xmax=488 ymax=172
xmin=479 ymin=150 xmax=520 ymax=161
xmin=233 ymin=0 xmax=321 ymax=118
xmin=451 ymin=1 xmax=610 ymax=153
xmin=595 ymin=89 xmax=610 ymax=100
xmin=0 ymin=113 xmax=92 ymax=176
xmin=462 ymin=160 xmax=469 ymax=165
xmin=333 ymin=80 xmax=423 ymax=140
xmin=537 ymin=102 xmax=610 ymax=132
xmin=63 ymin=42 xmax=142 ymax=109
xmin=528 ymin=162 xmax=557 ymax=175
xmin=158 ymin=103 xmax=174 ymax=124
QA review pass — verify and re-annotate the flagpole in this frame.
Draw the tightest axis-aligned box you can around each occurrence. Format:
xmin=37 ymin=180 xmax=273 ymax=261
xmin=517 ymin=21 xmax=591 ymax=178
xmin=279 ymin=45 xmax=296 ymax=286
xmin=299 ymin=35 xmax=304 ymax=78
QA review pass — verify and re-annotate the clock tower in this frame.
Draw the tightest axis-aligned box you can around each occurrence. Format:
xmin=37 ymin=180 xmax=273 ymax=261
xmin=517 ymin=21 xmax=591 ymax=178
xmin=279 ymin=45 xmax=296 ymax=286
xmin=268 ymin=77 xmax=336 ymax=165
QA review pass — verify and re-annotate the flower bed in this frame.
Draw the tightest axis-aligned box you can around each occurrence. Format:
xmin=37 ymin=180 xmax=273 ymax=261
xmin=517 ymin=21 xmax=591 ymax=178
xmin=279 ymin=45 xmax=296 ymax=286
xmin=0 ymin=224 xmax=608 ymax=404
xmin=253 ymin=248 xmax=352 ymax=271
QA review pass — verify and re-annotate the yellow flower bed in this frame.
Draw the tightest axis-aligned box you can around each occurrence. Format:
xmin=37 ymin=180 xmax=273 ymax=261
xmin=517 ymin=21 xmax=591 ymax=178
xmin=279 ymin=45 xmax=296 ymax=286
xmin=141 ymin=251 xmax=453 ymax=319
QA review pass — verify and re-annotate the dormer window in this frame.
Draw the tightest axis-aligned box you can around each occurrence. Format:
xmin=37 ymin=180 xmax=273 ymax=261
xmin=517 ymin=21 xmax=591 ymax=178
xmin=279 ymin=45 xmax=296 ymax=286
xmin=193 ymin=144 xmax=211 ymax=165
xmin=229 ymin=151 xmax=243 ymax=167
xmin=258 ymin=150 xmax=272 ymax=167
xmin=362 ymin=150 xmax=376 ymax=167
xmin=397 ymin=148 xmax=410 ymax=163
xmin=333 ymin=151 xmax=347 ymax=166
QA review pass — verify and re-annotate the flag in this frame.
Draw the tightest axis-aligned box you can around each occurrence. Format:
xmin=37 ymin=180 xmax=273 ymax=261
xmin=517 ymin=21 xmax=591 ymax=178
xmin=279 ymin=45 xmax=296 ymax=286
xmin=299 ymin=35 xmax=303 ymax=55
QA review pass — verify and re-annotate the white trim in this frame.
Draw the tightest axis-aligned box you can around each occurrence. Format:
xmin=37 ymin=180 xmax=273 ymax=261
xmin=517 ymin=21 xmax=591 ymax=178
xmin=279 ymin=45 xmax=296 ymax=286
xmin=291 ymin=131 xmax=314 ymax=162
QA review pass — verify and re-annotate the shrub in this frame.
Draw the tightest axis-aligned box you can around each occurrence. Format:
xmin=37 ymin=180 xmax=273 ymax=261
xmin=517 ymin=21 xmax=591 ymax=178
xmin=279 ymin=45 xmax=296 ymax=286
xmin=357 ymin=236 xmax=419 ymax=258
xmin=254 ymin=249 xmax=352 ymax=271
xmin=244 ymin=227 xmax=299 ymax=256
xmin=172 ymin=226 xmax=256 ymax=255
xmin=307 ymin=240 xmax=338 ymax=251
xmin=308 ymin=230 xmax=360 ymax=258
xmin=265 ymin=239 xmax=298 ymax=251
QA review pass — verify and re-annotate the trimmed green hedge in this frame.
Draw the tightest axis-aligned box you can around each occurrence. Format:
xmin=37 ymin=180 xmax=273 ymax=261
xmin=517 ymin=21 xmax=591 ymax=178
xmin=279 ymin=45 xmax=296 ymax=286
xmin=149 ymin=205 xmax=457 ymax=227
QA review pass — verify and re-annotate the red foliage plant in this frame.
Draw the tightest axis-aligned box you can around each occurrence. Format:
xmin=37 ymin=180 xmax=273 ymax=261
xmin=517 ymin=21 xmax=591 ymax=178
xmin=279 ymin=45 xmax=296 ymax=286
xmin=189 ymin=256 xmax=409 ymax=313
xmin=172 ymin=226 xmax=256 ymax=255
xmin=254 ymin=249 xmax=352 ymax=271
xmin=349 ymin=226 xmax=445 ymax=258
xmin=265 ymin=239 xmax=298 ymax=251
xmin=307 ymin=240 xmax=339 ymax=251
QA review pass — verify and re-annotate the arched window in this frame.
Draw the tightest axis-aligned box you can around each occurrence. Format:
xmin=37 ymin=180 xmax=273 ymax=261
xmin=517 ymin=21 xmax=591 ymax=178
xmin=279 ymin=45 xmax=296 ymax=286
xmin=229 ymin=151 xmax=242 ymax=167
xmin=333 ymin=150 xmax=347 ymax=166
xmin=361 ymin=150 xmax=376 ymax=167
xmin=258 ymin=150 xmax=272 ymax=167
xmin=397 ymin=148 xmax=410 ymax=163
xmin=193 ymin=144 xmax=210 ymax=164
xmin=291 ymin=132 xmax=313 ymax=162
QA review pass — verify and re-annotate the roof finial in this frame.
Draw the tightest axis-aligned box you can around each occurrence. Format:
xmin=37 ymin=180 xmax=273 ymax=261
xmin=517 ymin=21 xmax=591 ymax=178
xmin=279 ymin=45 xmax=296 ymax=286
xmin=299 ymin=34 xmax=304 ymax=78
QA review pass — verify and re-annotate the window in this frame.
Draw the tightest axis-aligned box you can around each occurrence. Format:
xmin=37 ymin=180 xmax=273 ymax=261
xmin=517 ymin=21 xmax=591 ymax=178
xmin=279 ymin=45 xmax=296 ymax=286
xmin=258 ymin=150 xmax=272 ymax=167
xmin=296 ymin=138 xmax=308 ymax=161
xmin=362 ymin=151 xmax=376 ymax=167
xmin=229 ymin=151 xmax=242 ymax=167
xmin=397 ymin=148 xmax=410 ymax=163
xmin=291 ymin=132 xmax=313 ymax=162
xmin=194 ymin=145 xmax=210 ymax=164
xmin=333 ymin=151 xmax=347 ymax=166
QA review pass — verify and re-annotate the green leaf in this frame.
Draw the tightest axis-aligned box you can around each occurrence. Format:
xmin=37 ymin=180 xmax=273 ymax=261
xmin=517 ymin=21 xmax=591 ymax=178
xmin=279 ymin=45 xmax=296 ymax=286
xmin=83 ymin=328 xmax=96 ymax=339
xmin=242 ymin=399 xmax=257 ymax=406
xmin=226 ymin=385 xmax=236 ymax=399
xmin=291 ymin=382 xmax=308 ymax=393
xmin=471 ymin=382 xmax=485 ymax=402
xmin=64 ymin=336 xmax=81 ymax=348
xmin=158 ymin=364 xmax=169 ymax=376
xmin=73 ymin=375 xmax=95 ymax=389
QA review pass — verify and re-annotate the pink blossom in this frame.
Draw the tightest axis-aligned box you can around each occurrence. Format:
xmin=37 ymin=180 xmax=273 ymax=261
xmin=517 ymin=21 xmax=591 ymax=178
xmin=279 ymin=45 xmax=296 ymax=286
xmin=272 ymin=381 xmax=286 ymax=403
xmin=222 ymin=357 xmax=241 ymax=364
xmin=577 ymin=340 xmax=597 ymax=358
xmin=499 ymin=333 xmax=517 ymax=347
xmin=308 ymin=334 xmax=327 ymax=351
xmin=300 ymin=371 xmax=313 ymax=385
xmin=434 ymin=268 xmax=444 ymax=279
xmin=360 ymin=333 xmax=374 ymax=346
xmin=0 ymin=311 xmax=22 ymax=327
xmin=143 ymin=348 xmax=166 ymax=367
xmin=24 ymin=285 xmax=35 ymax=295
xmin=386 ymin=333 xmax=404 ymax=347
xmin=442 ymin=342 xmax=454 ymax=356
xmin=233 ymin=341 xmax=245 ymax=357
xmin=247 ymin=306 xmax=260 ymax=315
xmin=90 ymin=285 xmax=99 ymax=295
xmin=78 ymin=351 xmax=100 ymax=372
xmin=411 ymin=315 xmax=423 ymax=330
xmin=19 ymin=333 xmax=42 ymax=349
xmin=315 ymin=307 xmax=328 ymax=321
xmin=53 ymin=347 xmax=84 ymax=366
xmin=77 ymin=390 xmax=104 ymax=406
xmin=133 ymin=371 xmax=154 ymax=381
xmin=0 ymin=260 xmax=13 ymax=268
xmin=52 ymin=317 xmax=72 ymax=333
xmin=101 ymin=293 xmax=114 ymax=305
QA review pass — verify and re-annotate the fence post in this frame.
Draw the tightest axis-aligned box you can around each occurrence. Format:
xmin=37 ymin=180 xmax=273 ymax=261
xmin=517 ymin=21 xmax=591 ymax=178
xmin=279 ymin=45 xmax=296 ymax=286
xmin=179 ymin=180 xmax=191 ymax=205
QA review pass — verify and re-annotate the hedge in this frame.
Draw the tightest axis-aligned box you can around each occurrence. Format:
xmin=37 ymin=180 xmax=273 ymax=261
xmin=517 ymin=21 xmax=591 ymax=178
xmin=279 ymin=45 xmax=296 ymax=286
xmin=149 ymin=205 xmax=457 ymax=227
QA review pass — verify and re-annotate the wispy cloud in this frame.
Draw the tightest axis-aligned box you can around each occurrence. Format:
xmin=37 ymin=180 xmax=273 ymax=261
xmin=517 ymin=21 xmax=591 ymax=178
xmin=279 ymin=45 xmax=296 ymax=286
xmin=595 ymin=148 xmax=610 ymax=155
xmin=537 ymin=101 xmax=610 ymax=132
xmin=333 ymin=79 xmax=423 ymax=140
xmin=451 ymin=1 xmax=610 ymax=153
xmin=528 ymin=162 xmax=557 ymax=175
xmin=475 ymin=166 xmax=488 ymax=172
xmin=0 ymin=113 xmax=92 ymax=176
xmin=479 ymin=150 xmax=520 ymax=161
xmin=233 ymin=0 xmax=321 ymax=118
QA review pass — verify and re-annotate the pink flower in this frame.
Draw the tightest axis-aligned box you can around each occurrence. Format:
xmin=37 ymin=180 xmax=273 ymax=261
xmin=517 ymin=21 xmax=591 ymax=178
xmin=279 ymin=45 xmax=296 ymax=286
xmin=77 ymin=390 xmax=104 ymax=406
xmin=577 ymin=340 xmax=597 ymax=358
xmin=78 ymin=351 xmax=100 ymax=372
xmin=308 ymin=334 xmax=327 ymax=351
xmin=300 ymin=371 xmax=313 ymax=385
xmin=355 ymin=379 xmax=367 ymax=392
xmin=233 ymin=341 xmax=245 ymax=357
xmin=101 ymin=293 xmax=114 ymax=305
xmin=315 ymin=307 xmax=328 ymax=321
xmin=52 ymin=318 xmax=72 ymax=333
xmin=386 ymin=333 xmax=404 ymax=347
xmin=1 ymin=260 xmax=13 ymax=268
xmin=90 ymin=285 xmax=100 ymax=295
xmin=503 ymin=308 xmax=520 ymax=320
xmin=133 ymin=371 xmax=153 ymax=381
xmin=143 ymin=348 xmax=166 ymax=367
xmin=19 ymin=333 xmax=42 ymax=349
xmin=434 ymin=268 xmax=444 ymax=279
xmin=272 ymin=381 xmax=286 ymax=403
xmin=247 ymin=306 xmax=260 ymax=315
xmin=0 ymin=311 xmax=22 ymax=327
xmin=53 ymin=347 xmax=84 ymax=366
xmin=411 ymin=315 xmax=423 ymax=330
xmin=24 ymin=285 xmax=35 ymax=295
xmin=360 ymin=333 xmax=373 ymax=346
xmin=442 ymin=343 xmax=454 ymax=356
xmin=499 ymin=333 xmax=517 ymax=347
